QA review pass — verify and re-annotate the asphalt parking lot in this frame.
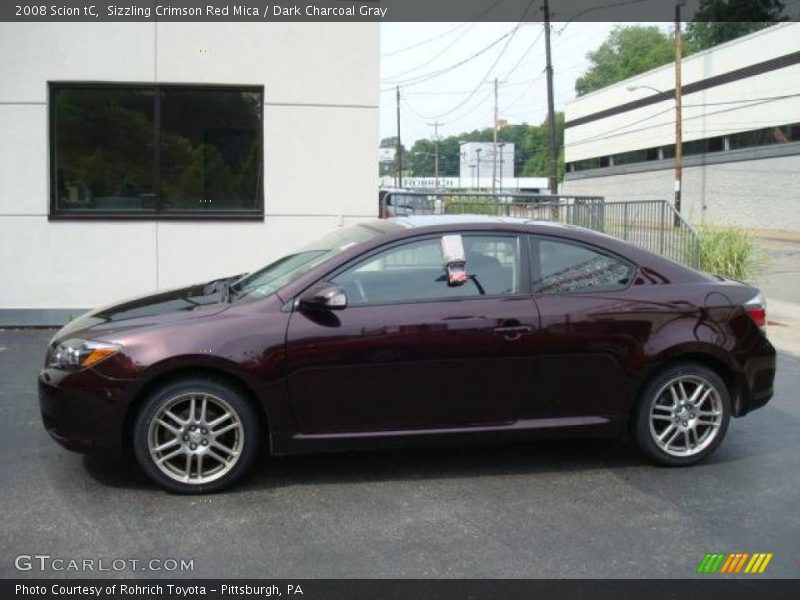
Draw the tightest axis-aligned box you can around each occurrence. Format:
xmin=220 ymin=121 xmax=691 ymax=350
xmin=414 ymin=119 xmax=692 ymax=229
xmin=1 ymin=327 xmax=799 ymax=579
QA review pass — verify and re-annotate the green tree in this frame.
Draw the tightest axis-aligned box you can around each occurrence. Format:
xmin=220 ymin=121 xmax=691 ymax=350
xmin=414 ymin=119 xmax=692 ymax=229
xmin=575 ymin=25 xmax=675 ymax=96
xmin=685 ymin=0 xmax=786 ymax=51
xmin=406 ymin=113 xmax=566 ymax=183
xmin=518 ymin=113 xmax=565 ymax=182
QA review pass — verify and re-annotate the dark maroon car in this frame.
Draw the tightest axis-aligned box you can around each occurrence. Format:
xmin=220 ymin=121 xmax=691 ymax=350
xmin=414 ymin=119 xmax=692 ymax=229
xmin=39 ymin=216 xmax=776 ymax=493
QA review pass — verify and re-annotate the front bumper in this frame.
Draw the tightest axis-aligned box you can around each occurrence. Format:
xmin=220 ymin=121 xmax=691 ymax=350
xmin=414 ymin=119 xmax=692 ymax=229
xmin=38 ymin=366 xmax=134 ymax=454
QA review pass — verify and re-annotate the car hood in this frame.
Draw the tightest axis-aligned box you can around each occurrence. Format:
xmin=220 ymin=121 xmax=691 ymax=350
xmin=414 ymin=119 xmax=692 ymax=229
xmin=55 ymin=275 xmax=244 ymax=341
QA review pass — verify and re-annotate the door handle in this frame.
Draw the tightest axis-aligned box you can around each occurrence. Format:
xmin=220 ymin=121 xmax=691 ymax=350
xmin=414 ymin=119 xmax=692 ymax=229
xmin=493 ymin=325 xmax=532 ymax=339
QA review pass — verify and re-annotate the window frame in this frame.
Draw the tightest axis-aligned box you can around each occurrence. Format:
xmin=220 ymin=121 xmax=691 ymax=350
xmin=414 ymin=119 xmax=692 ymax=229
xmin=48 ymin=81 xmax=265 ymax=221
xmin=315 ymin=231 xmax=531 ymax=308
xmin=528 ymin=234 xmax=637 ymax=296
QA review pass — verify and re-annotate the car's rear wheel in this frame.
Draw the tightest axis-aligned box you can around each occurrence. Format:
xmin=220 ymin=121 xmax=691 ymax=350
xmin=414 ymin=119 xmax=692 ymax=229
xmin=635 ymin=363 xmax=731 ymax=466
xmin=133 ymin=377 xmax=259 ymax=493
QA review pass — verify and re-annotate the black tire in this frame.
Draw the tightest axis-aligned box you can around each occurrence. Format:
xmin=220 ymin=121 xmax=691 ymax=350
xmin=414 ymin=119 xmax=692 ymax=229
xmin=634 ymin=362 xmax=731 ymax=467
xmin=133 ymin=377 xmax=260 ymax=494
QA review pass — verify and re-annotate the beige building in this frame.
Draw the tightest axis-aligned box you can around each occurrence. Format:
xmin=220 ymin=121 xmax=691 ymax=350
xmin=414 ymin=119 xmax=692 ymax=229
xmin=562 ymin=23 xmax=800 ymax=232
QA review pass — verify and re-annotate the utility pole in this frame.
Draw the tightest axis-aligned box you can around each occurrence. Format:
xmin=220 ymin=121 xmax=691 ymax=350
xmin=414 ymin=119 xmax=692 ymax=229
xmin=428 ymin=121 xmax=441 ymax=189
xmin=492 ymin=77 xmax=499 ymax=193
xmin=498 ymin=142 xmax=506 ymax=191
xmin=395 ymin=85 xmax=403 ymax=188
xmin=674 ymin=1 xmax=684 ymax=223
xmin=475 ymin=148 xmax=482 ymax=190
xmin=542 ymin=0 xmax=558 ymax=195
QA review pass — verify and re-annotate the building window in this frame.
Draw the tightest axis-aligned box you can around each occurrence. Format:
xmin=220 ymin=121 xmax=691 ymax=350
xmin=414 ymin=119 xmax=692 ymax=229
xmin=50 ymin=83 xmax=263 ymax=219
xmin=728 ymin=123 xmax=800 ymax=150
xmin=566 ymin=123 xmax=800 ymax=175
xmin=570 ymin=156 xmax=611 ymax=172
xmin=683 ymin=135 xmax=725 ymax=156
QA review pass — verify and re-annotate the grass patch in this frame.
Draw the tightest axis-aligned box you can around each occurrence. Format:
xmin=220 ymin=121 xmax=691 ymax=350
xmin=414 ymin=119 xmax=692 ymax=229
xmin=696 ymin=225 xmax=763 ymax=282
xmin=444 ymin=198 xmax=506 ymax=216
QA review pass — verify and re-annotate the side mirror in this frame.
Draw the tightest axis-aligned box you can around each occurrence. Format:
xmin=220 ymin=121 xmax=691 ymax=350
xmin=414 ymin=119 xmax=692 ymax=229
xmin=297 ymin=282 xmax=347 ymax=312
xmin=441 ymin=234 xmax=467 ymax=286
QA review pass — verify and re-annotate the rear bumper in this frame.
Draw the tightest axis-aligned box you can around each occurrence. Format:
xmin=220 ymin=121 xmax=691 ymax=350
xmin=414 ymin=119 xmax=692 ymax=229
xmin=736 ymin=335 xmax=777 ymax=416
xmin=38 ymin=367 xmax=134 ymax=454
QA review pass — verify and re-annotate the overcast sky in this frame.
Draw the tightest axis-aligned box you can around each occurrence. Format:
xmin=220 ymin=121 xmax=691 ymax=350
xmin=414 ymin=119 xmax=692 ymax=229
xmin=380 ymin=22 xmax=661 ymax=146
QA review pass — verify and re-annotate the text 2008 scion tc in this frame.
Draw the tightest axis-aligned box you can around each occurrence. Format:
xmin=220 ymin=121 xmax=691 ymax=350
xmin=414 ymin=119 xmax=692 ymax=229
xmin=40 ymin=216 xmax=776 ymax=493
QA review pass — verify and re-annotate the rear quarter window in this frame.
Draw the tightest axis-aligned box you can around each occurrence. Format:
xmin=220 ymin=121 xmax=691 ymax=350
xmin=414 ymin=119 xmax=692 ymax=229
xmin=530 ymin=237 xmax=635 ymax=294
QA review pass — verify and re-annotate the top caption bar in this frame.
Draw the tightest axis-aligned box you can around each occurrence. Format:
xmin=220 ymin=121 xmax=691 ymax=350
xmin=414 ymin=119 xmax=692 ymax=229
xmin=3 ymin=0 xmax=800 ymax=22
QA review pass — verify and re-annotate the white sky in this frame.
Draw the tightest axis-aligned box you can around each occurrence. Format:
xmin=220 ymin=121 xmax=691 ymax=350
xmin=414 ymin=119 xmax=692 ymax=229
xmin=380 ymin=22 xmax=660 ymax=146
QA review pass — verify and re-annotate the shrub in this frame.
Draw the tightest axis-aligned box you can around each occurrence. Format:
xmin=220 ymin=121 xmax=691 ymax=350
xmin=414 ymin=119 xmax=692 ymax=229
xmin=444 ymin=196 xmax=504 ymax=216
xmin=696 ymin=225 xmax=763 ymax=282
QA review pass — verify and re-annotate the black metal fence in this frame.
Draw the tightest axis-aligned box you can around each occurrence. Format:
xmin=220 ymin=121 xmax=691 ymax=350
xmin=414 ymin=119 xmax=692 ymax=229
xmin=379 ymin=190 xmax=700 ymax=268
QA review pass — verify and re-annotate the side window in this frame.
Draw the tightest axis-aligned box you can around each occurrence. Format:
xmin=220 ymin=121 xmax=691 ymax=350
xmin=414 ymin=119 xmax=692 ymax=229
xmin=531 ymin=238 xmax=634 ymax=294
xmin=464 ymin=235 xmax=520 ymax=296
xmin=332 ymin=235 xmax=520 ymax=305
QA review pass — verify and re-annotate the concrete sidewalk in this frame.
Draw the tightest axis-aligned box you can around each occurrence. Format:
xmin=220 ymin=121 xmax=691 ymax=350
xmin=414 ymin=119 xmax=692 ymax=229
xmin=766 ymin=299 xmax=800 ymax=356
xmin=756 ymin=237 xmax=800 ymax=356
xmin=757 ymin=238 xmax=800 ymax=304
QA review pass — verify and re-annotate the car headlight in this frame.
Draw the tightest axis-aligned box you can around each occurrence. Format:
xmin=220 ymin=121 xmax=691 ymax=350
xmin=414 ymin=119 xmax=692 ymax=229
xmin=47 ymin=338 xmax=121 ymax=371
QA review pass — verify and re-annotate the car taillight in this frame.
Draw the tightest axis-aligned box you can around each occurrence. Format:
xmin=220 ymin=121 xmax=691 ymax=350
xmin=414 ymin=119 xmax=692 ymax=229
xmin=745 ymin=292 xmax=766 ymax=330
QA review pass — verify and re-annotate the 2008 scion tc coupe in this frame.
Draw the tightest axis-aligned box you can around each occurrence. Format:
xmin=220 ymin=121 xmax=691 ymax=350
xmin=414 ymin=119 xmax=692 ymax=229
xmin=40 ymin=216 xmax=776 ymax=493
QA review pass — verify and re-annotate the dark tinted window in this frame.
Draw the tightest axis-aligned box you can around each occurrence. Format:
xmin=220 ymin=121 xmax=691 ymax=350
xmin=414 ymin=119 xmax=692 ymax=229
xmin=52 ymin=87 xmax=156 ymax=212
xmin=531 ymin=238 xmax=634 ymax=294
xmin=683 ymin=136 xmax=724 ymax=156
xmin=613 ymin=149 xmax=649 ymax=165
xmin=50 ymin=84 xmax=263 ymax=217
xmin=333 ymin=235 xmax=520 ymax=305
xmin=160 ymin=89 xmax=262 ymax=212
xmin=728 ymin=123 xmax=800 ymax=150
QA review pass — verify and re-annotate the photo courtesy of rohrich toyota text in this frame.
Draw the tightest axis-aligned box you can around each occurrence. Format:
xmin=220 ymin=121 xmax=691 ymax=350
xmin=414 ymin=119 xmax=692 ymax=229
xmin=1 ymin=0 xmax=799 ymax=598
xmin=15 ymin=584 xmax=297 ymax=596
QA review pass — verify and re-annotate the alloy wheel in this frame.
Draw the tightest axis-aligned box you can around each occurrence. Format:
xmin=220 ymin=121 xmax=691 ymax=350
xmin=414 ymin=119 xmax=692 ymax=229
xmin=147 ymin=392 xmax=244 ymax=485
xmin=648 ymin=374 xmax=723 ymax=458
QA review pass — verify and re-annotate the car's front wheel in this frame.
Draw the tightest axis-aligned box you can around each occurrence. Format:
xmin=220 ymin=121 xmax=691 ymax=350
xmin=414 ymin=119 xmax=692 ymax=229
xmin=635 ymin=363 xmax=731 ymax=466
xmin=133 ymin=377 xmax=260 ymax=493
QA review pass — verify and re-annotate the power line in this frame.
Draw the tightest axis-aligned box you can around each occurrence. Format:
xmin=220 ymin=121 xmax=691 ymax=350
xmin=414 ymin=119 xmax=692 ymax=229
xmin=444 ymin=89 xmax=496 ymax=125
xmin=381 ymin=23 xmax=470 ymax=58
xmin=552 ymin=0 xmax=651 ymax=36
xmin=503 ymin=27 xmax=545 ymax=81
xmin=567 ymin=93 xmax=800 ymax=145
xmin=382 ymin=21 xmax=482 ymax=81
xmin=567 ymin=92 xmax=800 ymax=148
xmin=382 ymin=78 xmax=543 ymax=96
xmin=401 ymin=86 xmax=495 ymax=127
xmin=400 ymin=0 xmax=538 ymax=121
xmin=380 ymin=27 xmax=518 ymax=88
xmin=380 ymin=0 xmax=502 ymax=58
xmin=502 ymin=69 xmax=545 ymax=112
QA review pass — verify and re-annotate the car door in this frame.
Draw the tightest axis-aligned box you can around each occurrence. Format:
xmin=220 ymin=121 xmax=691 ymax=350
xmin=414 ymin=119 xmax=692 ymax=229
xmin=526 ymin=235 xmax=643 ymax=420
xmin=284 ymin=232 xmax=540 ymax=434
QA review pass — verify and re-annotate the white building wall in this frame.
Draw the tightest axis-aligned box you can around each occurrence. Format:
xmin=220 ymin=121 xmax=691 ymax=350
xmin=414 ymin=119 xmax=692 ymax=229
xmin=562 ymin=23 xmax=800 ymax=232
xmin=562 ymin=154 xmax=800 ymax=231
xmin=565 ymin=23 xmax=800 ymax=162
xmin=0 ymin=23 xmax=379 ymax=318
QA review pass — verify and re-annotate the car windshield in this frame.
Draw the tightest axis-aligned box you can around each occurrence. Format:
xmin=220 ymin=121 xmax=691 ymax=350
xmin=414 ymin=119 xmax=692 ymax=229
xmin=229 ymin=222 xmax=393 ymax=302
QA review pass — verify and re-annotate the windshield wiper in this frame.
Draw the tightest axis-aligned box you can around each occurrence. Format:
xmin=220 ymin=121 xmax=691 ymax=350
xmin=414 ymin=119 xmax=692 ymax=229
xmin=203 ymin=273 xmax=247 ymax=303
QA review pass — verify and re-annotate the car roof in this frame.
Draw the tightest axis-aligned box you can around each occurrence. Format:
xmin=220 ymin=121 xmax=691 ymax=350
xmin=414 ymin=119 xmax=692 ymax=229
xmin=389 ymin=215 xmax=571 ymax=229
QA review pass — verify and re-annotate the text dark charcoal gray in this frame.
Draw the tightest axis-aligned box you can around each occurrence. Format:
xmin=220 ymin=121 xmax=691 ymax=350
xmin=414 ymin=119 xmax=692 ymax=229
xmin=6 ymin=0 xmax=793 ymax=23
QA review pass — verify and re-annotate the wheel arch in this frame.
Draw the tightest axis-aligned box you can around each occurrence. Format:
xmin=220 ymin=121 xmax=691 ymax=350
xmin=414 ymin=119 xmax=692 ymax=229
xmin=123 ymin=361 xmax=271 ymax=453
xmin=629 ymin=350 xmax=744 ymax=434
